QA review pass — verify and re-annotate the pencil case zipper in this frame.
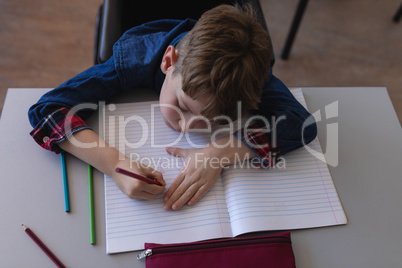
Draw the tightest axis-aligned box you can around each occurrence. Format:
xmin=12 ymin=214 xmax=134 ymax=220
xmin=137 ymin=234 xmax=291 ymax=260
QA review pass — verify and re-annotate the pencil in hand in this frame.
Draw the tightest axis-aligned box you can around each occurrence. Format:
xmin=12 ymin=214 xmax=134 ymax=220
xmin=22 ymin=224 xmax=66 ymax=268
xmin=115 ymin=167 xmax=162 ymax=186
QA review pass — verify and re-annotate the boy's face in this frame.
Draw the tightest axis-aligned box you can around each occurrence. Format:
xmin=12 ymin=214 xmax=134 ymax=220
xmin=159 ymin=68 xmax=210 ymax=132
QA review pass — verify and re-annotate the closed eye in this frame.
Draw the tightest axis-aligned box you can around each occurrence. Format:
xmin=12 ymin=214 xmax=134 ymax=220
xmin=179 ymin=105 xmax=188 ymax=112
xmin=177 ymin=99 xmax=191 ymax=114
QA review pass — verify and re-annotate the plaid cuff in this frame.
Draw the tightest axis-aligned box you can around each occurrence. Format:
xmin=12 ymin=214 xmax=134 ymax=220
xmin=30 ymin=107 xmax=90 ymax=153
xmin=234 ymin=123 xmax=280 ymax=168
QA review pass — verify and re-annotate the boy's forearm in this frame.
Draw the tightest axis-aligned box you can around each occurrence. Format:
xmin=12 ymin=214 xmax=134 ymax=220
xmin=58 ymin=129 xmax=122 ymax=176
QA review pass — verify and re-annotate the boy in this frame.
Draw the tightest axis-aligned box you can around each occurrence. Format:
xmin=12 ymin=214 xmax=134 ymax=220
xmin=28 ymin=5 xmax=317 ymax=211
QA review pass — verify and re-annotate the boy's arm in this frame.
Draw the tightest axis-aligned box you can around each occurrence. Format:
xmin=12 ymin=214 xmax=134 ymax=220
xmin=58 ymin=129 xmax=166 ymax=200
xmin=28 ymin=56 xmax=124 ymax=153
xmin=236 ymin=73 xmax=317 ymax=166
xmin=27 ymin=57 xmax=167 ymax=200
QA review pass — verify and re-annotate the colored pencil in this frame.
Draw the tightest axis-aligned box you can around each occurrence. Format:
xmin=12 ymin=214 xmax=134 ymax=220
xmin=115 ymin=167 xmax=162 ymax=186
xmin=88 ymin=164 xmax=96 ymax=245
xmin=60 ymin=152 xmax=70 ymax=212
xmin=22 ymin=224 xmax=66 ymax=268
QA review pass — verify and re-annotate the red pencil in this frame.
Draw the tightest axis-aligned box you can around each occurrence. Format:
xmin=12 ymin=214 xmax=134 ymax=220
xmin=22 ymin=224 xmax=66 ymax=268
xmin=115 ymin=167 xmax=162 ymax=186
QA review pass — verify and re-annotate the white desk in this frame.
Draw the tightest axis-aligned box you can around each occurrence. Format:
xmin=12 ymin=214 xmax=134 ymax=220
xmin=0 ymin=87 xmax=401 ymax=267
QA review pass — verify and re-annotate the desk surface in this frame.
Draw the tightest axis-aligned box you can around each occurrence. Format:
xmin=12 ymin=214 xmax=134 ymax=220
xmin=0 ymin=87 xmax=401 ymax=267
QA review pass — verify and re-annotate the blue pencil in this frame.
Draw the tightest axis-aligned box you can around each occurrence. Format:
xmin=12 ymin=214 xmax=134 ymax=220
xmin=60 ymin=152 xmax=70 ymax=212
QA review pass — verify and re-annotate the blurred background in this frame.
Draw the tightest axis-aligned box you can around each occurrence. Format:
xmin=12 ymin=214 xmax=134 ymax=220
xmin=0 ymin=0 xmax=401 ymax=123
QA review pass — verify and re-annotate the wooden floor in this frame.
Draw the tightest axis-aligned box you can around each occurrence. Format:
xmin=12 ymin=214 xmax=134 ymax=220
xmin=1 ymin=0 xmax=401 ymax=123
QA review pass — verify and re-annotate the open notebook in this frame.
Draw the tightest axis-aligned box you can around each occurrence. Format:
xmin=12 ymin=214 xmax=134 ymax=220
xmin=103 ymin=88 xmax=347 ymax=254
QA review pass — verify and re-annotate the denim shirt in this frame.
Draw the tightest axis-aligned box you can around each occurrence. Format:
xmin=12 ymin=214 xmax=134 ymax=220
xmin=28 ymin=19 xmax=317 ymax=166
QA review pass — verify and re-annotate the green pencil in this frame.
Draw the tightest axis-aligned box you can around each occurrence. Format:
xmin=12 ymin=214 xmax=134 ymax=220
xmin=88 ymin=164 xmax=96 ymax=245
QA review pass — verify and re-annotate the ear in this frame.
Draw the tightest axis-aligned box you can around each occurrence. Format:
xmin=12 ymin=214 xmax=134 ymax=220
xmin=161 ymin=45 xmax=178 ymax=74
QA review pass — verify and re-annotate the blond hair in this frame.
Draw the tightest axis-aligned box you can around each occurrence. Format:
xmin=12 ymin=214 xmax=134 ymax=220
xmin=174 ymin=4 xmax=272 ymax=120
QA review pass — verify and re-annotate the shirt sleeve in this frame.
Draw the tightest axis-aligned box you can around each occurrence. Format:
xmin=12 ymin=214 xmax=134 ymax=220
xmin=234 ymin=122 xmax=280 ymax=168
xmin=234 ymin=72 xmax=317 ymax=168
xmin=29 ymin=107 xmax=90 ymax=153
xmin=28 ymin=56 xmax=122 ymax=153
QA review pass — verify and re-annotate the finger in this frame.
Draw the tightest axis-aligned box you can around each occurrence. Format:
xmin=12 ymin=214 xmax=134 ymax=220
xmin=166 ymin=147 xmax=186 ymax=158
xmin=170 ymin=183 xmax=200 ymax=210
xmin=126 ymin=187 xmax=157 ymax=200
xmin=163 ymin=171 xmax=185 ymax=202
xmin=180 ymin=156 xmax=193 ymax=174
xmin=143 ymin=183 xmax=166 ymax=195
xmin=187 ymin=184 xmax=211 ymax=206
xmin=138 ymin=191 xmax=159 ymax=200
xmin=163 ymin=174 xmax=187 ymax=210
xmin=165 ymin=172 xmax=201 ymax=210
xmin=142 ymin=166 xmax=166 ymax=186
xmin=134 ymin=162 xmax=166 ymax=186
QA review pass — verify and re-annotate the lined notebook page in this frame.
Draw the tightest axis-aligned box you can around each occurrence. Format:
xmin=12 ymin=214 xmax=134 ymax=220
xmin=104 ymin=102 xmax=232 ymax=254
xmin=224 ymin=88 xmax=347 ymax=236
xmin=103 ymin=89 xmax=347 ymax=254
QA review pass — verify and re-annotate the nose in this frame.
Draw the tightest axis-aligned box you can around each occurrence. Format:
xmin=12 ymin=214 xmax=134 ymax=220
xmin=178 ymin=113 xmax=195 ymax=132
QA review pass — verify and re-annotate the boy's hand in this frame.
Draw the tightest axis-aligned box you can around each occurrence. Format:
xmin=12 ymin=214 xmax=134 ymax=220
xmin=163 ymin=146 xmax=225 ymax=210
xmin=112 ymin=160 xmax=166 ymax=200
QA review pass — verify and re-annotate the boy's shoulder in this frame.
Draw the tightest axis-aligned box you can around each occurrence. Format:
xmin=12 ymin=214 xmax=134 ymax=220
xmin=111 ymin=18 xmax=197 ymax=90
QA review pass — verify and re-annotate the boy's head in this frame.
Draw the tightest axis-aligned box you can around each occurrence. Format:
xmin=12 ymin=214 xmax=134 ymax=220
xmin=159 ymin=4 xmax=272 ymax=132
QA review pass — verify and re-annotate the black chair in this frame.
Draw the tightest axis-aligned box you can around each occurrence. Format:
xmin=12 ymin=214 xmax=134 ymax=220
xmin=393 ymin=3 xmax=402 ymax=22
xmin=280 ymin=0 xmax=309 ymax=60
xmin=281 ymin=0 xmax=402 ymax=60
xmin=94 ymin=0 xmax=274 ymax=66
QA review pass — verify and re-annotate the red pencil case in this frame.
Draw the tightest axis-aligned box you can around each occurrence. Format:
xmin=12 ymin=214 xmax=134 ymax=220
xmin=137 ymin=232 xmax=296 ymax=268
